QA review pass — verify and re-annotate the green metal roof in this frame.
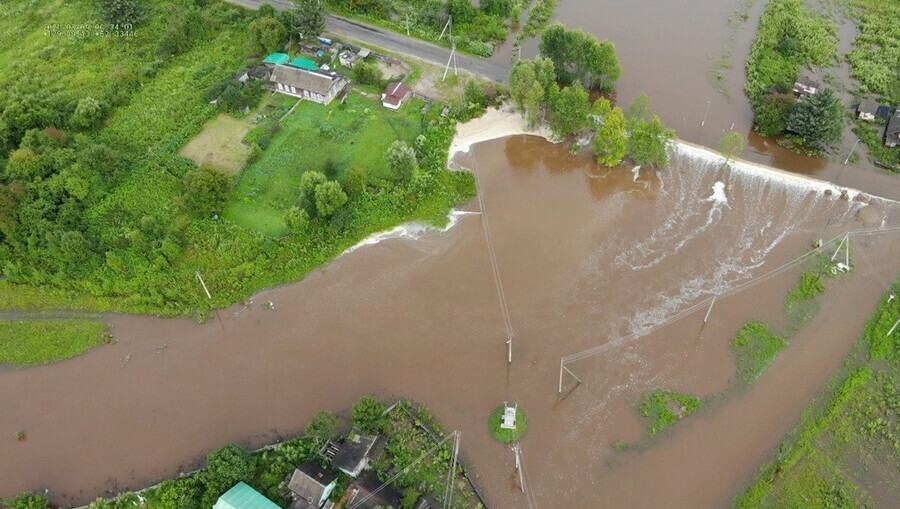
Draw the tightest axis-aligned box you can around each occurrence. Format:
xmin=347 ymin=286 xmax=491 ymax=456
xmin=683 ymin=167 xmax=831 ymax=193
xmin=287 ymin=57 xmax=319 ymax=71
xmin=213 ymin=482 xmax=281 ymax=509
xmin=263 ymin=52 xmax=289 ymax=65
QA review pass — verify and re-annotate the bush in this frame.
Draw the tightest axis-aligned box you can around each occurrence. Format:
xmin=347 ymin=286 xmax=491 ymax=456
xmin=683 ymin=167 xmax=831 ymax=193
xmin=184 ymin=164 xmax=232 ymax=217
xmin=201 ymin=445 xmax=256 ymax=506
xmin=385 ymin=140 xmax=418 ymax=180
xmin=353 ymin=61 xmax=383 ymax=87
xmin=313 ymin=180 xmax=348 ymax=217
xmin=305 ymin=410 xmax=338 ymax=445
xmin=2 ymin=492 xmax=50 ymax=509
xmin=343 ymin=165 xmax=367 ymax=195
xmin=731 ymin=321 xmax=788 ymax=383
xmin=71 ymin=96 xmax=105 ymax=129
xmin=352 ymin=396 xmax=387 ymax=434
xmin=99 ymin=0 xmax=146 ymax=26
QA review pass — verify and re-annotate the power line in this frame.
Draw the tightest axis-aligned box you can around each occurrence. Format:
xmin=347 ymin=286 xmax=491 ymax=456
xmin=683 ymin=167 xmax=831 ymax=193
xmin=470 ymin=147 xmax=516 ymax=363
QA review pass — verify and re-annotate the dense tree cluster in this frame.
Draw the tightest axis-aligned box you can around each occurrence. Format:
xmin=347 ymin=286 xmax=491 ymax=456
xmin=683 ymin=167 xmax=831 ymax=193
xmin=539 ymin=22 xmax=622 ymax=93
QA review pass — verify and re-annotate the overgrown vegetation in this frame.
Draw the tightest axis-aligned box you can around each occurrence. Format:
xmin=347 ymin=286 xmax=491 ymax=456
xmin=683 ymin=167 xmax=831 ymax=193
xmin=0 ymin=2 xmax=474 ymax=318
xmin=731 ymin=321 xmax=788 ymax=384
xmin=784 ymin=255 xmax=834 ymax=329
xmin=735 ymin=282 xmax=900 ymax=508
xmin=745 ymin=0 xmax=841 ymax=144
xmin=639 ymin=390 xmax=703 ymax=436
xmin=0 ymin=320 xmax=109 ymax=367
xmin=325 ymin=0 xmax=519 ymax=56
xmin=6 ymin=397 xmax=482 ymax=509
xmin=844 ymin=0 xmax=900 ymax=104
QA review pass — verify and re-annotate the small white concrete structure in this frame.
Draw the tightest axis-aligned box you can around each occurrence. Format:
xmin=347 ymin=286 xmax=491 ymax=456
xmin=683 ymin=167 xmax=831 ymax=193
xmin=500 ymin=402 xmax=518 ymax=430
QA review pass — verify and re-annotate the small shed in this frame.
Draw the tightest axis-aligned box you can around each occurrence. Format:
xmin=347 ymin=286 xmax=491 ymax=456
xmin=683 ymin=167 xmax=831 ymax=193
xmin=213 ymin=482 xmax=281 ymax=509
xmin=287 ymin=461 xmax=337 ymax=509
xmin=793 ymin=76 xmax=819 ymax=97
xmin=332 ymin=433 xmax=384 ymax=478
xmin=885 ymin=111 xmax=900 ymax=148
xmin=500 ymin=402 xmax=518 ymax=430
xmin=339 ymin=50 xmax=359 ymax=68
xmin=381 ymin=82 xmax=412 ymax=110
xmin=857 ymin=100 xmax=879 ymax=121
xmin=263 ymin=52 xmax=290 ymax=66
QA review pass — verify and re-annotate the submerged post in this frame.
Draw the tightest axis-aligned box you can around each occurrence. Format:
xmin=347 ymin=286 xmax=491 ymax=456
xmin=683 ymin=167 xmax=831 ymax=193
xmin=704 ymin=296 xmax=717 ymax=324
xmin=831 ymin=234 xmax=847 ymax=262
xmin=558 ymin=359 xmax=564 ymax=393
xmin=507 ymin=335 xmax=512 ymax=364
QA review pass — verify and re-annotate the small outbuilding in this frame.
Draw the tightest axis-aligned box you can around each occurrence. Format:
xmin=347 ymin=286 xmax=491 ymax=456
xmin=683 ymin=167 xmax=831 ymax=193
xmin=381 ymin=82 xmax=412 ymax=110
xmin=345 ymin=471 xmax=403 ymax=509
xmin=876 ymin=105 xmax=892 ymax=121
xmin=213 ymin=482 xmax=281 ymax=509
xmin=263 ymin=52 xmax=290 ymax=66
xmin=287 ymin=461 xmax=337 ymax=509
xmin=332 ymin=433 xmax=385 ymax=478
xmin=885 ymin=111 xmax=900 ymax=148
xmin=793 ymin=76 xmax=819 ymax=97
xmin=857 ymin=100 xmax=880 ymax=121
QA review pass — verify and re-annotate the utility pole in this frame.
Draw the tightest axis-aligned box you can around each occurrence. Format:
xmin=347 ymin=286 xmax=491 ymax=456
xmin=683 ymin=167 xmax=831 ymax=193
xmin=701 ymin=100 xmax=711 ymax=127
xmin=513 ymin=444 xmax=525 ymax=494
xmin=844 ymin=138 xmax=860 ymax=164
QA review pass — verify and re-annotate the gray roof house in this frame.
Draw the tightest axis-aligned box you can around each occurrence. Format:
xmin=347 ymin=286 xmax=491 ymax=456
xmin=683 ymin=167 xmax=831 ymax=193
xmin=345 ymin=471 xmax=403 ymax=509
xmin=287 ymin=461 xmax=337 ymax=509
xmin=857 ymin=100 xmax=880 ymax=121
xmin=333 ymin=434 xmax=385 ymax=478
xmin=270 ymin=64 xmax=348 ymax=105
xmin=885 ymin=111 xmax=900 ymax=148
xmin=793 ymin=75 xmax=819 ymax=97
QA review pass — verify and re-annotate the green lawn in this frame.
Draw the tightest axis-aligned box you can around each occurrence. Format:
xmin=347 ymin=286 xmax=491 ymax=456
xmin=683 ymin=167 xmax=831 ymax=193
xmin=0 ymin=320 xmax=109 ymax=367
xmin=226 ymin=93 xmax=425 ymax=236
xmin=731 ymin=321 xmax=788 ymax=384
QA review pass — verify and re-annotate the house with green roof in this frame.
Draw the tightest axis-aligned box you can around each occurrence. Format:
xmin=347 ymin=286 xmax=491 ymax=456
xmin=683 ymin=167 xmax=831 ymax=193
xmin=213 ymin=482 xmax=281 ymax=509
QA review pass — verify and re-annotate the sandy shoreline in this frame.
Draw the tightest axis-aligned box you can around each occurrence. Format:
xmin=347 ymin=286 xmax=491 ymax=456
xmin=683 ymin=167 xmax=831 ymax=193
xmin=449 ymin=107 xmax=555 ymax=158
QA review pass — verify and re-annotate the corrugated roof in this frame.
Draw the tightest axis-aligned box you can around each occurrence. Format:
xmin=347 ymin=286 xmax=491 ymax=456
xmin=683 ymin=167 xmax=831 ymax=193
xmin=213 ymin=482 xmax=281 ymax=509
xmin=263 ymin=53 xmax=290 ymax=65
xmin=271 ymin=65 xmax=341 ymax=96
xmin=288 ymin=57 xmax=319 ymax=71
xmin=288 ymin=461 xmax=336 ymax=503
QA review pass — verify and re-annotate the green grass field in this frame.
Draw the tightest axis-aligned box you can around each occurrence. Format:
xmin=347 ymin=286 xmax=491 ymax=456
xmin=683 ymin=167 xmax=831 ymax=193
xmin=736 ymin=283 xmax=900 ymax=508
xmin=731 ymin=321 xmax=788 ymax=384
xmin=226 ymin=93 xmax=425 ymax=236
xmin=639 ymin=390 xmax=703 ymax=436
xmin=0 ymin=320 xmax=109 ymax=367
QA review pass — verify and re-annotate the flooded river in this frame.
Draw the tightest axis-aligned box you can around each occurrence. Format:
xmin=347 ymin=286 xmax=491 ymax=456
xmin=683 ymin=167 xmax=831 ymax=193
xmin=3 ymin=134 xmax=899 ymax=507
xmin=502 ymin=0 xmax=900 ymax=201
xmin=4 ymin=1 xmax=900 ymax=507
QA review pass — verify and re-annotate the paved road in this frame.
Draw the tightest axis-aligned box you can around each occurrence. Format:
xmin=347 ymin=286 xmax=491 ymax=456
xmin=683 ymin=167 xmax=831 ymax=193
xmin=224 ymin=0 xmax=511 ymax=82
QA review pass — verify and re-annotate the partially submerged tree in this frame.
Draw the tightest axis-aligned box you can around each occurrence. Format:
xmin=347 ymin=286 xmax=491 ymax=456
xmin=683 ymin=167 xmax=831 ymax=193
xmin=549 ymin=83 xmax=590 ymax=138
xmin=787 ymin=87 xmax=843 ymax=148
xmin=592 ymin=98 xmax=628 ymax=167
xmin=754 ymin=92 xmax=796 ymax=136
xmin=718 ymin=132 xmax=746 ymax=165
xmin=539 ymin=23 xmax=621 ymax=92
xmin=627 ymin=115 xmax=675 ymax=167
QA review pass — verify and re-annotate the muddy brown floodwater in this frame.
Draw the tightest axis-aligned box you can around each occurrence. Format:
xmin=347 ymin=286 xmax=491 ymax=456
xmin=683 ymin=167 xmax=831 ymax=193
xmin=2 ymin=134 xmax=899 ymax=507
xmin=501 ymin=0 xmax=900 ymax=200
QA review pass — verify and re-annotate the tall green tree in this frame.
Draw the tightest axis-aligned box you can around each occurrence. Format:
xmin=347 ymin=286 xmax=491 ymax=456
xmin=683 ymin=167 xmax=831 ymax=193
xmin=249 ymin=15 xmax=287 ymax=54
xmin=293 ymin=0 xmax=326 ymax=41
xmin=98 ymin=0 xmax=145 ymax=26
xmin=627 ymin=116 xmax=675 ymax=167
xmin=754 ymin=93 xmax=795 ymax=136
xmin=305 ymin=410 xmax=338 ymax=446
xmin=385 ymin=140 xmax=418 ymax=180
xmin=201 ymin=445 xmax=256 ymax=507
xmin=549 ymin=83 xmax=590 ymax=138
xmin=787 ymin=87 xmax=843 ymax=148
xmin=592 ymin=99 xmax=628 ymax=167
xmin=183 ymin=165 xmax=231 ymax=217
xmin=314 ymin=180 xmax=348 ymax=217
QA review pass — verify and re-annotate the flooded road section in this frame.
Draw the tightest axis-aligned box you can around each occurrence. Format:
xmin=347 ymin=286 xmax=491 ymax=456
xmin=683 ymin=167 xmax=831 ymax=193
xmin=507 ymin=0 xmax=900 ymax=200
xmin=2 ymin=136 xmax=900 ymax=507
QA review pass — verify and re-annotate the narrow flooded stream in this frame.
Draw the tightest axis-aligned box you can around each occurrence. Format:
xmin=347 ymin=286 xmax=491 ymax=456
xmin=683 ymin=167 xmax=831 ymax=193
xmin=2 ymin=134 xmax=898 ymax=507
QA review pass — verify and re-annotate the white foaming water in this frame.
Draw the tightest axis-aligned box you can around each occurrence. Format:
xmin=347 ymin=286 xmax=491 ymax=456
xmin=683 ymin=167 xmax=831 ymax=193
xmin=707 ymin=181 xmax=729 ymax=206
xmin=341 ymin=209 xmax=473 ymax=255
